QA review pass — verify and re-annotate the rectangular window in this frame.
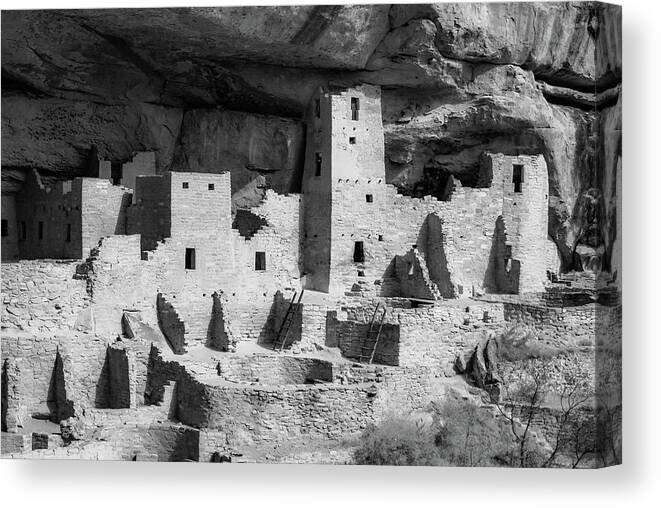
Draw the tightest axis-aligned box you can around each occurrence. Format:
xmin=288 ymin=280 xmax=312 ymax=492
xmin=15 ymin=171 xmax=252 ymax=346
xmin=111 ymin=162 xmax=122 ymax=186
xmin=208 ymin=183 xmax=215 ymax=190
xmin=66 ymin=223 xmax=71 ymax=242
xmin=20 ymin=221 xmax=26 ymax=240
xmin=513 ymin=164 xmax=524 ymax=193
xmin=185 ymin=248 xmax=196 ymax=270
xmin=182 ymin=182 xmax=189 ymax=189
xmin=315 ymin=153 xmax=322 ymax=176
xmin=365 ymin=194 xmax=373 ymax=203
xmin=314 ymin=99 xmax=320 ymax=118
xmin=1 ymin=219 xmax=7 ymax=237
xmin=38 ymin=221 xmax=44 ymax=241
xmin=353 ymin=241 xmax=365 ymax=263
xmin=351 ymin=97 xmax=359 ymax=121
xmin=255 ymin=251 xmax=266 ymax=271
xmin=349 ymin=136 xmax=356 ymax=145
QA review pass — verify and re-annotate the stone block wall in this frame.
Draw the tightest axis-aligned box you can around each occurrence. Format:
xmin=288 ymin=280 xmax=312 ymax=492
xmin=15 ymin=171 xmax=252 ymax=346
xmin=106 ymin=345 xmax=137 ymax=409
xmin=335 ymin=299 xmax=507 ymax=369
xmin=12 ymin=170 xmax=130 ymax=260
xmin=80 ymin=178 xmax=130 ymax=257
xmin=156 ymin=293 xmax=187 ymax=354
xmin=14 ymin=170 xmax=84 ymax=259
xmin=503 ymin=301 xmax=601 ymax=347
xmin=175 ymin=374 xmax=376 ymax=444
xmin=126 ymin=174 xmax=171 ymax=252
xmin=230 ymin=190 xmax=302 ymax=298
xmin=215 ymin=355 xmax=333 ymax=385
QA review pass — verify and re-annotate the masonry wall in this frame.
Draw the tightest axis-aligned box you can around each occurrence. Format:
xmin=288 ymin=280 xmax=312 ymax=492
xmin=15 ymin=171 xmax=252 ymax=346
xmin=80 ymin=178 xmax=130 ymax=257
xmin=215 ymin=355 xmax=333 ymax=385
xmin=15 ymin=171 xmax=83 ymax=259
xmin=335 ymin=299 xmax=508 ymax=370
xmin=13 ymin=171 xmax=130 ymax=260
xmin=175 ymin=373 xmax=376 ymax=444
xmin=126 ymin=174 xmax=171 ymax=253
xmin=230 ymin=190 xmax=302 ymax=297
xmin=503 ymin=302 xmax=605 ymax=348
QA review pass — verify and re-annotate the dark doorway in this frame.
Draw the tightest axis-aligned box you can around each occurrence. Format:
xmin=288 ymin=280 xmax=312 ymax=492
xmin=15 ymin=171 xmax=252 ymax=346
xmin=315 ymin=153 xmax=322 ymax=176
xmin=255 ymin=251 xmax=266 ymax=271
xmin=351 ymin=97 xmax=359 ymax=121
xmin=111 ymin=162 xmax=123 ymax=185
xmin=353 ymin=241 xmax=365 ymax=263
xmin=185 ymin=248 xmax=196 ymax=270
xmin=65 ymin=224 xmax=71 ymax=242
xmin=1 ymin=220 xmax=7 ymax=237
xmin=513 ymin=164 xmax=524 ymax=193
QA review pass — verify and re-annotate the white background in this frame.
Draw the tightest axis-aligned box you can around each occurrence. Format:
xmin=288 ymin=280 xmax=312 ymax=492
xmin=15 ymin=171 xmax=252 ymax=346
xmin=0 ymin=0 xmax=657 ymax=506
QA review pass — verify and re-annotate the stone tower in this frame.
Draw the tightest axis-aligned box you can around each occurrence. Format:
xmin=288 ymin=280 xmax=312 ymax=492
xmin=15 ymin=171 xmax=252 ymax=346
xmin=486 ymin=153 xmax=549 ymax=294
xmin=301 ymin=85 xmax=386 ymax=294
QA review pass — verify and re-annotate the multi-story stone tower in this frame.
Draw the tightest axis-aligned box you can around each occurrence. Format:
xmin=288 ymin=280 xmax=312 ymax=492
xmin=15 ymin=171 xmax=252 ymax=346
xmin=301 ymin=85 xmax=387 ymax=294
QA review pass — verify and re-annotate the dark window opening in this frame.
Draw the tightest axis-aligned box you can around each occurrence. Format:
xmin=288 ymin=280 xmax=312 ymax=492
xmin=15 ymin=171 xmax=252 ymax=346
xmin=351 ymin=97 xmax=360 ymax=121
xmin=1 ymin=220 xmax=7 ymax=237
xmin=65 ymin=224 xmax=71 ymax=242
xmin=365 ymin=194 xmax=373 ymax=203
xmin=314 ymin=99 xmax=320 ymax=118
xmin=208 ymin=183 xmax=215 ymax=190
xmin=315 ymin=153 xmax=322 ymax=176
xmin=513 ymin=164 xmax=524 ymax=193
xmin=182 ymin=182 xmax=189 ymax=189
xmin=353 ymin=241 xmax=364 ymax=263
xmin=20 ymin=222 xmax=26 ymax=240
xmin=185 ymin=248 xmax=196 ymax=270
xmin=38 ymin=221 xmax=44 ymax=241
xmin=357 ymin=270 xmax=365 ymax=277
xmin=110 ymin=162 xmax=122 ymax=186
xmin=349 ymin=137 xmax=356 ymax=145
xmin=378 ymin=234 xmax=383 ymax=241
xmin=255 ymin=251 xmax=266 ymax=271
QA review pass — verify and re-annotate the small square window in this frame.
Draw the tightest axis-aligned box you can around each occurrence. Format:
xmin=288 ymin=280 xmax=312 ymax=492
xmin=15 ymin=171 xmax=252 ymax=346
xmin=208 ymin=183 xmax=215 ymax=190
xmin=1 ymin=219 xmax=8 ymax=237
xmin=182 ymin=182 xmax=189 ymax=189
xmin=185 ymin=248 xmax=196 ymax=270
xmin=365 ymin=194 xmax=373 ymax=203
xmin=349 ymin=137 xmax=356 ymax=145
xmin=255 ymin=251 xmax=266 ymax=271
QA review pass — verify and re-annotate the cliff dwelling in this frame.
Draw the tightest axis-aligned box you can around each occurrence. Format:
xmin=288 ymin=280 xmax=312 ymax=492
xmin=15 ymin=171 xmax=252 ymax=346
xmin=0 ymin=3 xmax=621 ymax=469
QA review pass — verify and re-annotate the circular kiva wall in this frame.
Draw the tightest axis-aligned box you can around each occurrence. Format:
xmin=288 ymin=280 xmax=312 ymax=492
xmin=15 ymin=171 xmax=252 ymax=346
xmin=214 ymin=355 xmax=333 ymax=385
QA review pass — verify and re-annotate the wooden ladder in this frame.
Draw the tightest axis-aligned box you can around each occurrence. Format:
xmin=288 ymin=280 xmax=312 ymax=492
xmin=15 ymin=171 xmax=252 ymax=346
xmin=360 ymin=302 xmax=387 ymax=364
xmin=272 ymin=290 xmax=304 ymax=351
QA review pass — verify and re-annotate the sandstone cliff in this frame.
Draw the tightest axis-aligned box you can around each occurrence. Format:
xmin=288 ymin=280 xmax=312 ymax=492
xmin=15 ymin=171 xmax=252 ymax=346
xmin=1 ymin=3 xmax=621 ymax=274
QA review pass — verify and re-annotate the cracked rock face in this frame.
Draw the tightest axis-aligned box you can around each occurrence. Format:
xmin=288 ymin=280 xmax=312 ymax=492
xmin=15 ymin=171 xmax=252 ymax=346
xmin=1 ymin=2 xmax=621 ymax=274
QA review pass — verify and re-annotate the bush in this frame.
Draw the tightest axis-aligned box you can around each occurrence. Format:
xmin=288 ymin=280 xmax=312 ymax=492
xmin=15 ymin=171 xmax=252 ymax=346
xmin=353 ymin=416 xmax=442 ymax=466
xmin=433 ymin=399 xmax=514 ymax=467
xmin=353 ymin=399 xmax=516 ymax=467
xmin=496 ymin=327 xmax=558 ymax=362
